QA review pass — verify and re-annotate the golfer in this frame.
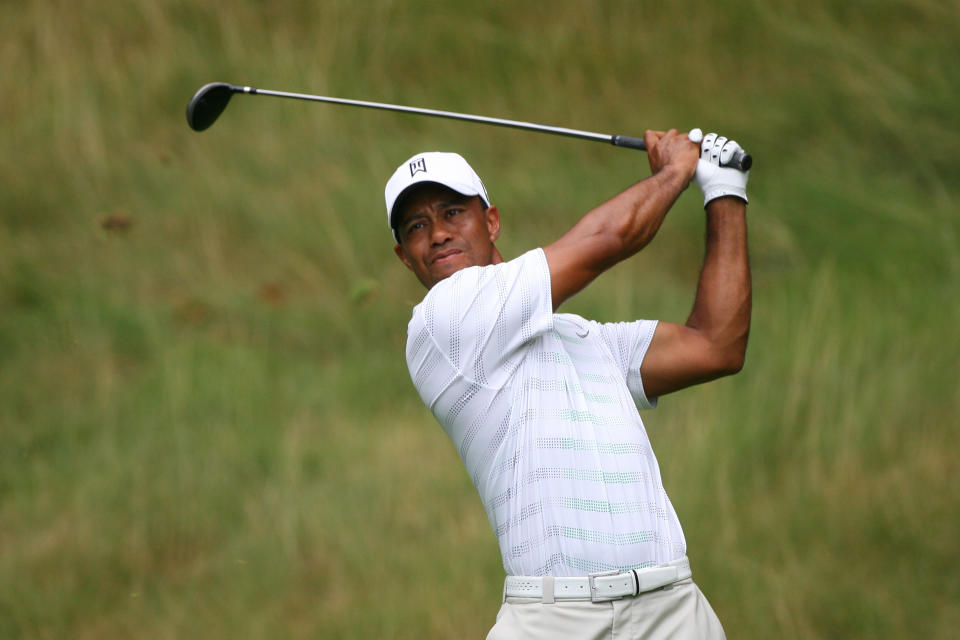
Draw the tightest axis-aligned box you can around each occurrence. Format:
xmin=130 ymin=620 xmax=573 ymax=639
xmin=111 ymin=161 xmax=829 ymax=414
xmin=385 ymin=129 xmax=749 ymax=638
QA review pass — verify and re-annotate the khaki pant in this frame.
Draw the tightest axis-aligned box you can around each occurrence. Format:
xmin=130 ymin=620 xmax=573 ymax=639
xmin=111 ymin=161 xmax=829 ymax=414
xmin=486 ymin=578 xmax=725 ymax=639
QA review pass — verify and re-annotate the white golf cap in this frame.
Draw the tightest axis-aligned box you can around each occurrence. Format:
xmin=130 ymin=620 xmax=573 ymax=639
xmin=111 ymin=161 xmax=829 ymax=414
xmin=384 ymin=152 xmax=490 ymax=241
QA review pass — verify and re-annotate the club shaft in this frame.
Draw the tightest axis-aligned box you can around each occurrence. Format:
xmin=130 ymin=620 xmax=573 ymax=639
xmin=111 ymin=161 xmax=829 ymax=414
xmin=221 ymin=84 xmax=751 ymax=170
xmin=240 ymin=86 xmax=620 ymax=146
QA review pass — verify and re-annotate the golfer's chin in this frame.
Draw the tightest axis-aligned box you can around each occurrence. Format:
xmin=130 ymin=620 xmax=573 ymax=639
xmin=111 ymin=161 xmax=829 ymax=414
xmin=425 ymin=252 xmax=473 ymax=287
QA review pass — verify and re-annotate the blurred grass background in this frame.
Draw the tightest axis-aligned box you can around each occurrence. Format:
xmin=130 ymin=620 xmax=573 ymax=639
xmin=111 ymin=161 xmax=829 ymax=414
xmin=2 ymin=0 xmax=958 ymax=637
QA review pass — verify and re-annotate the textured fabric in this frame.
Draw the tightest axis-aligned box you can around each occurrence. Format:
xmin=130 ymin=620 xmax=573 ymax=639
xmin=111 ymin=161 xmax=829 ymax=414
xmin=405 ymin=248 xmax=686 ymax=576
xmin=486 ymin=579 xmax=726 ymax=640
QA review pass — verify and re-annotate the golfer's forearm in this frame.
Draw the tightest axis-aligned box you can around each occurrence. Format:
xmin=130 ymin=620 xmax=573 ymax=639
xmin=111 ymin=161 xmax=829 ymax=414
xmin=545 ymin=164 xmax=691 ymax=309
xmin=562 ymin=166 xmax=689 ymax=267
xmin=593 ymin=165 xmax=689 ymax=261
xmin=686 ymin=197 xmax=751 ymax=371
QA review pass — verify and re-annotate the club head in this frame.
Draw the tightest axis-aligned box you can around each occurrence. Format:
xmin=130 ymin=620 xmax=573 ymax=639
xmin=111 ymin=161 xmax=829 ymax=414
xmin=186 ymin=82 xmax=238 ymax=131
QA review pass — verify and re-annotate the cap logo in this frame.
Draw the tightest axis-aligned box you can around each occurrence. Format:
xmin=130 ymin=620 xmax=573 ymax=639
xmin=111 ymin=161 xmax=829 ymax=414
xmin=409 ymin=157 xmax=427 ymax=177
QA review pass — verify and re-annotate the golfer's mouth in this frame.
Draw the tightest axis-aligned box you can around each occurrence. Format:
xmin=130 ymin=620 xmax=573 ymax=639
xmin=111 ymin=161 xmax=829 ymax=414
xmin=431 ymin=249 xmax=463 ymax=265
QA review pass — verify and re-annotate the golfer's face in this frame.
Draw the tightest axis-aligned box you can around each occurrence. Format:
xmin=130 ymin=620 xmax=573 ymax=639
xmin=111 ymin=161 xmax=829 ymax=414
xmin=394 ymin=184 xmax=500 ymax=289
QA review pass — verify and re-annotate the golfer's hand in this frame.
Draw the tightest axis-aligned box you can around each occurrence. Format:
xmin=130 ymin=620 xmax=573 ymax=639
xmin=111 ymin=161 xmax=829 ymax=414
xmin=693 ymin=132 xmax=750 ymax=207
xmin=644 ymin=129 xmax=699 ymax=184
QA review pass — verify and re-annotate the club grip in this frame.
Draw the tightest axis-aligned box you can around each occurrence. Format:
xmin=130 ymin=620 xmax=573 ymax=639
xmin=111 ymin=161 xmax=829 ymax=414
xmin=727 ymin=149 xmax=753 ymax=172
xmin=611 ymin=134 xmax=753 ymax=172
xmin=611 ymin=135 xmax=647 ymax=150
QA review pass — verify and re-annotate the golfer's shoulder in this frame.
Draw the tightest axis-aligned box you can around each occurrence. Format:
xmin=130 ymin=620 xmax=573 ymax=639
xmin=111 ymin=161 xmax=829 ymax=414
xmin=431 ymin=248 xmax=547 ymax=303
xmin=410 ymin=248 xmax=549 ymax=333
xmin=476 ymin=247 xmax=549 ymax=291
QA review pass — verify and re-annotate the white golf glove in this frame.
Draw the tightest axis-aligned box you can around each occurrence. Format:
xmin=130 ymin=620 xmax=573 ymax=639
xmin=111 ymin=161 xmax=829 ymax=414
xmin=692 ymin=131 xmax=749 ymax=207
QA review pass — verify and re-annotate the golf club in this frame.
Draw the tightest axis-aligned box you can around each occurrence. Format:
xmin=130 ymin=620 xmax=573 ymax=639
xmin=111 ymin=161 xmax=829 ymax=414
xmin=186 ymin=82 xmax=752 ymax=171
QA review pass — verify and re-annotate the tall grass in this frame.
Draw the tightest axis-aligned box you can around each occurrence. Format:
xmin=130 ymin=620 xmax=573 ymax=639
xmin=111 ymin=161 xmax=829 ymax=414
xmin=2 ymin=0 xmax=957 ymax=637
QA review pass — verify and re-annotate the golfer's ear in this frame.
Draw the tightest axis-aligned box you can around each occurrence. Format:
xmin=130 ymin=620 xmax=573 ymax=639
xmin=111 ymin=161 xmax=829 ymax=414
xmin=485 ymin=205 xmax=501 ymax=242
xmin=394 ymin=243 xmax=413 ymax=271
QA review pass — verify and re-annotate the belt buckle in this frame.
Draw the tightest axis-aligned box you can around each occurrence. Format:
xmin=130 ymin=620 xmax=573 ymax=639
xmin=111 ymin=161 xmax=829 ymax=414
xmin=587 ymin=569 xmax=621 ymax=602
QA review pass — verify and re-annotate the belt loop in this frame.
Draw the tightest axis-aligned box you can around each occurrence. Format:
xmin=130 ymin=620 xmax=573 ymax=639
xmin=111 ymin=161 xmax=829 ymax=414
xmin=541 ymin=576 xmax=555 ymax=604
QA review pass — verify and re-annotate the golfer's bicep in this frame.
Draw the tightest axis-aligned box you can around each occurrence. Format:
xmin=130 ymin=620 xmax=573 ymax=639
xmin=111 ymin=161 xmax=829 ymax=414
xmin=640 ymin=321 xmax=733 ymax=397
xmin=543 ymin=231 xmax=622 ymax=311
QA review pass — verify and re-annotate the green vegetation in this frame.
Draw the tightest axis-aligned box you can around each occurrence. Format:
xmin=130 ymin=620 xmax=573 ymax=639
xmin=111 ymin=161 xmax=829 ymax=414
xmin=2 ymin=0 xmax=957 ymax=637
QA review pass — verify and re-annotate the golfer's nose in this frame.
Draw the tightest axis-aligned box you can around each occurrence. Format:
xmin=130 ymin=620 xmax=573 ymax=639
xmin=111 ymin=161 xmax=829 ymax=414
xmin=431 ymin=218 xmax=453 ymax=245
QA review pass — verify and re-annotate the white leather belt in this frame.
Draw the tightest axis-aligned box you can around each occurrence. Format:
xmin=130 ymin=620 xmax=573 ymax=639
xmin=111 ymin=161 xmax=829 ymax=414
xmin=503 ymin=557 xmax=691 ymax=603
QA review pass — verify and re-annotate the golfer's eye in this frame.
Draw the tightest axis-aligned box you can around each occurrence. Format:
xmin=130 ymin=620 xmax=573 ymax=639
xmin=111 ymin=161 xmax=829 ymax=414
xmin=445 ymin=208 xmax=463 ymax=218
xmin=406 ymin=221 xmax=425 ymax=236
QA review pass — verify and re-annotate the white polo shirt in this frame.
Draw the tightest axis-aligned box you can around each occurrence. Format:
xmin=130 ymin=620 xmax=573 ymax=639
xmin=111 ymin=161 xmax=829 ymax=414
xmin=405 ymin=248 xmax=686 ymax=577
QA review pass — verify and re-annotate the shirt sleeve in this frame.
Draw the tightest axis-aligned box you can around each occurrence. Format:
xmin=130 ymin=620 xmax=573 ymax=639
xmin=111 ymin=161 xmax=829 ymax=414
xmin=407 ymin=248 xmax=554 ymax=396
xmin=596 ymin=319 xmax=659 ymax=409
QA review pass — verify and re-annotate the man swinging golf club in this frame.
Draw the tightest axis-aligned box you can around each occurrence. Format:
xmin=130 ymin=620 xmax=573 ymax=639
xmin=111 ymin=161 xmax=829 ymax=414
xmin=386 ymin=128 xmax=749 ymax=639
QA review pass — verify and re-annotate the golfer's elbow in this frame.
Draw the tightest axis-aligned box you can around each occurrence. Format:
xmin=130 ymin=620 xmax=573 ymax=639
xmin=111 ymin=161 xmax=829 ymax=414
xmin=714 ymin=334 xmax=749 ymax=377
xmin=695 ymin=301 xmax=751 ymax=378
xmin=720 ymin=348 xmax=746 ymax=376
